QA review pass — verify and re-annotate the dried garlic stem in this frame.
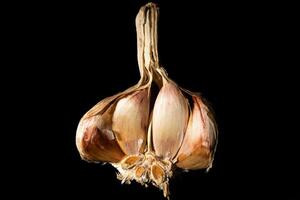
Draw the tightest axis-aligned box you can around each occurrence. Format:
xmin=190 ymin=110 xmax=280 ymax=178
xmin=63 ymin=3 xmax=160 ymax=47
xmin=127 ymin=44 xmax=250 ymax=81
xmin=136 ymin=3 xmax=159 ymax=72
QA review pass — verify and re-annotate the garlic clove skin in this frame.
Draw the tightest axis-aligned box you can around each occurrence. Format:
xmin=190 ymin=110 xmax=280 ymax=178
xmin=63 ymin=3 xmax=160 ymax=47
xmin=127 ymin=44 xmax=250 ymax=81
xmin=76 ymin=112 xmax=125 ymax=163
xmin=152 ymin=81 xmax=189 ymax=159
xmin=76 ymin=75 xmax=150 ymax=162
xmin=112 ymin=89 xmax=150 ymax=155
xmin=175 ymin=95 xmax=217 ymax=170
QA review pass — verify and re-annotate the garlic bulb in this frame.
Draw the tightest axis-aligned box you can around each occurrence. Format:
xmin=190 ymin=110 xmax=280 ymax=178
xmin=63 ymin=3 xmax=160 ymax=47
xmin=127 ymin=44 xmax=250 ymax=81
xmin=76 ymin=3 xmax=217 ymax=199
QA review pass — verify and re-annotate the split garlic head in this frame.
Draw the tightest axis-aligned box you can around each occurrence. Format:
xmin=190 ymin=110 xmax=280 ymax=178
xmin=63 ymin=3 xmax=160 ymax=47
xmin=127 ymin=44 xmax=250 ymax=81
xmin=75 ymin=3 xmax=217 ymax=199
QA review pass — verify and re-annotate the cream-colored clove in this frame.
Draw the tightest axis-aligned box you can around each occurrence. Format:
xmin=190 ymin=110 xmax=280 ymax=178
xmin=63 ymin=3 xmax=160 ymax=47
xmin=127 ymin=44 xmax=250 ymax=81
xmin=152 ymin=79 xmax=189 ymax=159
xmin=112 ymin=89 xmax=150 ymax=155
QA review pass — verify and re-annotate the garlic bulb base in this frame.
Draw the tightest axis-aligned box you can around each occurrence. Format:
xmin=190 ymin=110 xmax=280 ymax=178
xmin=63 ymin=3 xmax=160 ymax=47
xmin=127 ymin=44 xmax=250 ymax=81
xmin=112 ymin=152 xmax=173 ymax=198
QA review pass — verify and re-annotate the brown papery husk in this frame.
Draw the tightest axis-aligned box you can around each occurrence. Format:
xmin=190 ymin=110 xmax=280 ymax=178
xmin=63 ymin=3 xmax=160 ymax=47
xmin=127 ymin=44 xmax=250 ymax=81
xmin=76 ymin=59 xmax=152 ymax=163
xmin=76 ymin=98 xmax=126 ymax=163
xmin=175 ymin=94 xmax=217 ymax=170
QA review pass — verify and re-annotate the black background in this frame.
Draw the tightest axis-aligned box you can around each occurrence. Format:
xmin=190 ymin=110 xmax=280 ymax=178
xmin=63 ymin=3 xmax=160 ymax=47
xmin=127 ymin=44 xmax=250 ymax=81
xmin=5 ymin=0 xmax=298 ymax=199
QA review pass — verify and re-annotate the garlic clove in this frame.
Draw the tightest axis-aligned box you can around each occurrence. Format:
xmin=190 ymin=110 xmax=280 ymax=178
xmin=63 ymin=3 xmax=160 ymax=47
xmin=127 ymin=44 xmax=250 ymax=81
xmin=120 ymin=154 xmax=144 ymax=169
xmin=112 ymin=89 xmax=150 ymax=155
xmin=152 ymin=81 xmax=189 ymax=159
xmin=176 ymin=95 xmax=217 ymax=170
xmin=76 ymin=88 xmax=138 ymax=163
xmin=76 ymin=111 xmax=125 ymax=163
xmin=135 ymin=166 xmax=146 ymax=179
xmin=76 ymin=70 xmax=151 ymax=161
xmin=150 ymin=163 xmax=165 ymax=186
